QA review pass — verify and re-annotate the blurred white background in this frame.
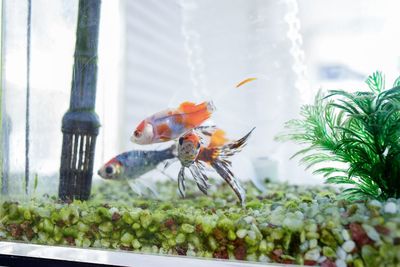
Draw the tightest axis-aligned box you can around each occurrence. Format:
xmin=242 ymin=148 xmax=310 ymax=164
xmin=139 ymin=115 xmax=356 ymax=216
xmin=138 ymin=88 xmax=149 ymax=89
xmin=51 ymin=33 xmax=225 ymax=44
xmin=2 ymin=0 xmax=400 ymax=194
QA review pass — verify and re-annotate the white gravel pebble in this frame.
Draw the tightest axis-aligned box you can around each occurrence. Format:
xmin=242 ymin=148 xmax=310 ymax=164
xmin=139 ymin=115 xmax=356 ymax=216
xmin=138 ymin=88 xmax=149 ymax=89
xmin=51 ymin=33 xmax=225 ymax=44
xmin=246 ymin=254 xmax=257 ymax=262
xmin=299 ymin=241 xmax=309 ymax=252
xmin=335 ymin=259 xmax=347 ymax=267
xmin=236 ymin=229 xmax=247 ymax=239
xmin=362 ymin=224 xmax=381 ymax=242
xmin=342 ymin=240 xmax=355 ymax=253
xmin=109 ymin=207 xmax=119 ymax=214
xmin=244 ymin=216 xmax=255 ymax=224
xmin=342 ymin=229 xmax=350 ymax=241
xmin=269 ymin=207 xmax=284 ymax=226
xmin=309 ymin=239 xmax=318 ymax=249
xmin=306 ymin=223 xmax=318 ymax=233
xmin=336 ymin=247 xmax=347 ymax=260
xmin=308 ymin=204 xmax=319 ymax=217
xmin=283 ymin=212 xmax=304 ymax=231
xmin=259 ymin=255 xmax=271 ymax=263
xmin=384 ymin=202 xmax=397 ymax=214
xmin=369 ymin=200 xmax=382 ymax=208
xmin=247 ymin=230 xmax=256 ymax=240
xmin=317 ymin=256 xmax=327 ymax=263
xmin=304 ymin=248 xmax=320 ymax=261
xmin=253 ymin=210 xmax=260 ymax=216
xmin=186 ymin=249 xmax=196 ymax=257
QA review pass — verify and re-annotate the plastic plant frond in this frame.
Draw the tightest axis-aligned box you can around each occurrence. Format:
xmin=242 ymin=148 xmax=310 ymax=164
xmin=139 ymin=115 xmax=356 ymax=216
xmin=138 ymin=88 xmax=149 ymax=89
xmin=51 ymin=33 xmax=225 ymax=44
xmin=278 ymin=72 xmax=400 ymax=201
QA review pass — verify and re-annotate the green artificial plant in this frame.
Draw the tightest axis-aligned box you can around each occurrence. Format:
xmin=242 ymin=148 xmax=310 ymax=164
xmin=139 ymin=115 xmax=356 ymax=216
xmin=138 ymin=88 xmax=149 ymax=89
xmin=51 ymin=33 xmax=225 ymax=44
xmin=279 ymin=71 xmax=400 ymax=201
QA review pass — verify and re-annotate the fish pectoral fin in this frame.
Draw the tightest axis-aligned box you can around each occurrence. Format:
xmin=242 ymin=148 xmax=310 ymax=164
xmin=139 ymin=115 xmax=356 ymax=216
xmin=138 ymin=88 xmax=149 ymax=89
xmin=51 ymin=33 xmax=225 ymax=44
xmin=178 ymin=167 xmax=186 ymax=198
xmin=126 ymin=179 xmax=160 ymax=199
xmin=137 ymin=179 xmax=160 ymax=198
xmin=188 ymin=164 xmax=209 ymax=195
xmin=126 ymin=180 xmax=143 ymax=196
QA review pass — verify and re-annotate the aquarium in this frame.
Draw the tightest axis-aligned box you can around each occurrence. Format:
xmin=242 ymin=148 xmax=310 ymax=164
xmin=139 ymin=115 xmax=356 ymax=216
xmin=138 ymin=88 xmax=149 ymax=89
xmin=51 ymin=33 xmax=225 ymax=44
xmin=1 ymin=0 xmax=400 ymax=266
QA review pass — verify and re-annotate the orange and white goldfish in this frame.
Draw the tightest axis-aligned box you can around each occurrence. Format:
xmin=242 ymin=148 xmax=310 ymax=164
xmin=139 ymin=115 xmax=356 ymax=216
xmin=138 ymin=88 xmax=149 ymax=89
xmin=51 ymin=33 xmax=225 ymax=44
xmin=177 ymin=127 xmax=255 ymax=204
xmin=98 ymin=144 xmax=176 ymax=180
xmin=131 ymin=101 xmax=215 ymax=145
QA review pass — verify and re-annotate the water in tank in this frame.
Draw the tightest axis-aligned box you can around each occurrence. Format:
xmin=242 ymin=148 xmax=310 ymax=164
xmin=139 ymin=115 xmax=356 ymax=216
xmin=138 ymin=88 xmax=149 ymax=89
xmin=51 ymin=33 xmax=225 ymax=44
xmin=0 ymin=0 xmax=400 ymax=266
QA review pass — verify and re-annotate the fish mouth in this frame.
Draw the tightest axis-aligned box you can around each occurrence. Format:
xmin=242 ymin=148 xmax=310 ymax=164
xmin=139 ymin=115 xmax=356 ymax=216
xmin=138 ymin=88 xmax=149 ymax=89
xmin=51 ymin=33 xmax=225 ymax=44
xmin=97 ymin=169 xmax=108 ymax=179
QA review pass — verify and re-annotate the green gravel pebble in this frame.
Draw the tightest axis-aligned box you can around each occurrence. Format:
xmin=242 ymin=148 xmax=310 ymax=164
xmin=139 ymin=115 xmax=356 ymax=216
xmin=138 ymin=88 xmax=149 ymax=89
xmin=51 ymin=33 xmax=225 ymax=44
xmin=121 ymin=232 xmax=134 ymax=245
xmin=176 ymin=233 xmax=186 ymax=244
xmin=362 ymin=245 xmax=380 ymax=267
xmin=322 ymin=246 xmax=336 ymax=258
xmin=181 ymin=224 xmax=195 ymax=233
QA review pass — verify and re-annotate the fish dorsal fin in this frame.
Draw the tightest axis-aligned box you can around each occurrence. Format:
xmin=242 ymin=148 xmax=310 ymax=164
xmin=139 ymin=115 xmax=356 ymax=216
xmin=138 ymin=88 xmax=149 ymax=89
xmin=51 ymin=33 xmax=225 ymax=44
xmin=178 ymin=101 xmax=215 ymax=114
xmin=209 ymin=129 xmax=228 ymax=147
xmin=177 ymin=101 xmax=215 ymax=128
xmin=178 ymin=101 xmax=199 ymax=113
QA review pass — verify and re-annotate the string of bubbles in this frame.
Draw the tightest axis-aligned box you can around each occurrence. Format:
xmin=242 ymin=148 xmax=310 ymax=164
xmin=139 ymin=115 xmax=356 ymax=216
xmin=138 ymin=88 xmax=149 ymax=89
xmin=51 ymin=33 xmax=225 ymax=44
xmin=284 ymin=0 xmax=311 ymax=104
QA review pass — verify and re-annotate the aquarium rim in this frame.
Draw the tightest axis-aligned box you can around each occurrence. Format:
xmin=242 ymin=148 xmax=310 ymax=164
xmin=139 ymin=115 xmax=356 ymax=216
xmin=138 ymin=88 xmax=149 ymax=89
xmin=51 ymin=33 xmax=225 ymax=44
xmin=0 ymin=241 xmax=297 ymax=267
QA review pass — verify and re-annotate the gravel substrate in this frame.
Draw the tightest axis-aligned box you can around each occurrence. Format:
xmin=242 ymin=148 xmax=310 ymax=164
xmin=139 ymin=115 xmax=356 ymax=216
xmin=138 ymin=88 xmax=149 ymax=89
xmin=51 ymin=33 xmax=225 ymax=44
xmin=0 ymin=179 xmax=399 ymax=267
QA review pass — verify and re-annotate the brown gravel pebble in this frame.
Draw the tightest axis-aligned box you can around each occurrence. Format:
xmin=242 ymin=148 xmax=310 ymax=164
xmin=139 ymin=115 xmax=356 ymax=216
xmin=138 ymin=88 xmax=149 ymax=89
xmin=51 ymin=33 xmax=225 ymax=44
xmin=213 ymin=248 xmax=229 ymax=259
xmin=8 ymin=224 xmax=22 ymax=238
xmin=320 ymin=259 xmax=336 ymax=267
xmin=234 ymin=245 xmax=246 ymax=260
xmin=112 ymin=212 xmax=121 ymax=221
xmin=176 ymin=246 xmax=187 ymax=256
xmin=349 ymin=223 xmax=373 ymax=247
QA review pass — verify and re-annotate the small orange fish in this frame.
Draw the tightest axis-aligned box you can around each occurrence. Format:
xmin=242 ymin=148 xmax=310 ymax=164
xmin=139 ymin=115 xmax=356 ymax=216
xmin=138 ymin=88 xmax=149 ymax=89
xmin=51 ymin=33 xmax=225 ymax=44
xmin=131 ymin=101 xmax=215 ymax=145
xmin=236 ymin=77 xmax=257 ymax=88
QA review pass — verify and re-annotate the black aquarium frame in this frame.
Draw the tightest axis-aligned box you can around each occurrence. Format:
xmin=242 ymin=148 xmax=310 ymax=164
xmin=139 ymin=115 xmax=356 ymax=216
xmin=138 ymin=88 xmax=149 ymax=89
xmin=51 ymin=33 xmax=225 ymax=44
xmin=0 ymin=255 xmax=121 ymax=267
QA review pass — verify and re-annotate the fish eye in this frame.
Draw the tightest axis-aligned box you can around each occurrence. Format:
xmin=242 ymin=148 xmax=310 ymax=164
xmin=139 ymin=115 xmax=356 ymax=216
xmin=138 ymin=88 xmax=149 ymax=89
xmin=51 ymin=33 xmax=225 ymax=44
xmin=134 ymin=130 xmax=141 ymax=138
xmin=179 ymin=137 xmax=184 ymax=145
xmin=105 ymin=166 xmax=114 ymax=175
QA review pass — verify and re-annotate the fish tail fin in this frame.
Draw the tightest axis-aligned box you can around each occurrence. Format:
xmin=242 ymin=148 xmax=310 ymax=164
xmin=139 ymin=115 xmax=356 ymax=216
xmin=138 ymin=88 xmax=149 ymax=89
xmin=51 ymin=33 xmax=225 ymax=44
xmin=206 ymin=128 xmax=255 ymax=205
xmin=169 ymin=143 xmax=178 ymax=157
xmin=160 ymin=143 xmax=178 ymax=159
xmin=216 ymin=127 xmax=255 ymax=159
xmin=211 ymin=160 xmax=246 ymax=205
xmin=179 ymin=101 xmax=215 ymax=128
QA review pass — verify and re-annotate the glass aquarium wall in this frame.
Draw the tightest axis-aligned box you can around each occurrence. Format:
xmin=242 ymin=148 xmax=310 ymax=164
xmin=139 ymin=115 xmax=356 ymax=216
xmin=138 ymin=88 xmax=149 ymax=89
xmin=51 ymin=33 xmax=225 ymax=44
xmin=2 ymin=0 xmax=77 ymax=195
xmin=1 ymin=0 xmax=121 ymax=196
xmin=1 ymin=0 xmax=400 ymax=266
